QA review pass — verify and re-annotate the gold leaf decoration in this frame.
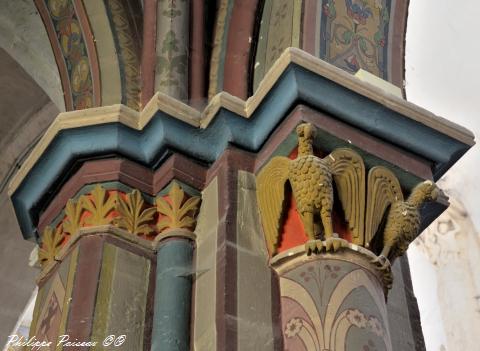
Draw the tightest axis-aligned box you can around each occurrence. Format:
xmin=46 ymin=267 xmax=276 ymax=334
xmin=38 ymin=225 xmax=64 ymax=267
xmin=156 ymin=182 xmax=201 ymax=232
xmin=81 ymin=184 xmax=117 ymax=226
xmin=115 ymin=189 xmax=157 ymax=236
xmin=63 ymin=198 xmax=84 ymax=235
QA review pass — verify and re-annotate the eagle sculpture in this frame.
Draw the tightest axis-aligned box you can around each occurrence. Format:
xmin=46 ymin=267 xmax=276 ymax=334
xmin=256 ymin=123 xmax=365 ymax=256
xmin=366 ymin=167 xmax=439 ymax=269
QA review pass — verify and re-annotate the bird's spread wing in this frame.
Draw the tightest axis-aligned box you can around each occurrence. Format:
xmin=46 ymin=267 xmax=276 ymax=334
xmin=256 ymin=156 xmax=290 ymax=255
xmin=365 ymin=166 xmax=404 ymax=246
xmin=327 ymin=148 xmax=365 ymax=245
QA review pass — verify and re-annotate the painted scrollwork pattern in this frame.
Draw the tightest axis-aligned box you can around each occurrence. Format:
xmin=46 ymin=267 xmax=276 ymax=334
xmin=104 ymin=0 xmax=142 ymax=110
xmin=46 ymin=0 xmax=94 ymax=109
xmin=279 ymin=260 xmax=392 ymax=350
xmin=320 ymin=0 xmax=391 ymax=79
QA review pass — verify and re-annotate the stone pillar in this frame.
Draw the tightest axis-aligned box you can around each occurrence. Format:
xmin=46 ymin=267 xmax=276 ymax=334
xmin=7 ymin=32 xmax=473 ymax=351
xmin=152 ymin=232 xmax=195 ymax=351
xmin=7 ymin=2 xmax=474 ymax=351
xmin=15 ymin=178 xmax=201 ymax=350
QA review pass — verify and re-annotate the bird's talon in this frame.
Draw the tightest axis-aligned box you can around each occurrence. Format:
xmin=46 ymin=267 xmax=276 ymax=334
xmin=324 ymin=237 xmax=348 ymax=252
xmin=372 ymin=255 xmax=390 ymax=272
xmin=305 ymin=240 xmax=315 ymax=255
xmin=305 ymin=240 xmax=324 ymax=255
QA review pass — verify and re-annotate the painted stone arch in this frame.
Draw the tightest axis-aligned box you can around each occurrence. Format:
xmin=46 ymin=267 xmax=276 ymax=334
xmin=34 ymin=0 xmax=143 ymax=111
xmin=252 ymin=0 xmax=408 ymax=93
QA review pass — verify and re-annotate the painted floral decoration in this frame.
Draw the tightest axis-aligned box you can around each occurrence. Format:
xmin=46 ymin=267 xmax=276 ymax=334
xmin=284 ymin=318 xmax=303 ymax=338
xmin=345 ymin=0 xmax=373 ymax=25
xmin=346 ymin=308 xmax=368 ymax=328
xmin=367 ymin=316 xmax=384 ymax=337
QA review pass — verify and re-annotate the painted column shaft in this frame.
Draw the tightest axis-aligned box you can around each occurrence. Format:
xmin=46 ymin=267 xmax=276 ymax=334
xmin=155 ymin=0 xmax=190 ymax=100
xmin=273 ymin=247 xmax=392 ymax=351
xmin=152 ymin=238 xmax=194 ymax=351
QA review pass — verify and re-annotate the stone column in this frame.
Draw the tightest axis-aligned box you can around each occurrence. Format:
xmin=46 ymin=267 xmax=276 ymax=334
xmin=151 ymin=230 xmax=196 ymax=351
xmin=17 ymin=177 xmax=201 ymax=350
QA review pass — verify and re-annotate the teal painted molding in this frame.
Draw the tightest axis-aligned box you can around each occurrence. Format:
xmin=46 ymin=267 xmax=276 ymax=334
xmin=152 ymin=239 xmax=193 ymax=351
xmin=11 ymin=64 xmax=471 ymax=239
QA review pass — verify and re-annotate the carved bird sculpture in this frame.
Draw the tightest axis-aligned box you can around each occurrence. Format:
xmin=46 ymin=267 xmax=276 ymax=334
xmin=256 ymin=123 xmax=365 ymax=256
xmin=366 ymin=167 xmax=439 ymax=268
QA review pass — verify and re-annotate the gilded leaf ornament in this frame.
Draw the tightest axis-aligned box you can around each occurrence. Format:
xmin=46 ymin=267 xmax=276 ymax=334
xmin=156 ymin=182 xmax=201 ymax=232
xmin=38 ymin=225 xmax=64 ymax=267
xmin=63 ymin=198 xmax=84 ymax=235
xmin=81 ymin=184 xmax=117 ymax=226
xmin=115 ymin=190 xmax=157 ymax=236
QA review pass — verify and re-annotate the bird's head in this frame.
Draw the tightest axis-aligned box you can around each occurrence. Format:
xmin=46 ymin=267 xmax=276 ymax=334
xmin=296 ymin=123 xmax=317 ymax=142
xmin=410 ymin=180 xmax=439 ymax=205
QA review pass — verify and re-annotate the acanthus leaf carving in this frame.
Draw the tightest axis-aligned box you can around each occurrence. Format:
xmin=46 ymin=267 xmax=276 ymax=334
xmin=63 ymin=198 xmax=84 ymax=236
xmin=81 ymin=184 xmax=117 ymax=226
xmin=115 ymin=189 xmax=157 ymax=236
xmin=38 ymin=225 xmax=64 ymax=268
xmin=156 ymin=182 xmax=201 ymax=232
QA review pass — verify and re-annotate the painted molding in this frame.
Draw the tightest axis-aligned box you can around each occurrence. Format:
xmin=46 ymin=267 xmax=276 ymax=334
xmin=9 ymin=48 xmax=474 ymax=239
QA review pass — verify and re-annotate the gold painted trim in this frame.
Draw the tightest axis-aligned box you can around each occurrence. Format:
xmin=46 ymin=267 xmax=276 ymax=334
xmin=8 ymin=48 xmax=475 ymax=195
xmin=153 ymin=228 xmax=196 ymax=247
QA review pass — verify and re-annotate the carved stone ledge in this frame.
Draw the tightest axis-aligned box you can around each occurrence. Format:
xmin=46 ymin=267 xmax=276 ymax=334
xmin=270 ymin=243 xmax=393 ymax=293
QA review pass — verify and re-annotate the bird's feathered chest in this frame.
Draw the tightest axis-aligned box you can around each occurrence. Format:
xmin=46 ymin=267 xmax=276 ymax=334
xmin=288 ymin=156 xmax=333 ymax=209
xmin=385 ymin=202 xmax=421 ymax=239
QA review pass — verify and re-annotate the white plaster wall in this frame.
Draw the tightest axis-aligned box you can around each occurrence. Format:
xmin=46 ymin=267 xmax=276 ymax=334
xmin=0 ymin=0 xmax=65 ymax=111
xmin=405 ymin=0 xmax=480 ymax=227
xmin=406 ymin=1 xmax=480 ymax=350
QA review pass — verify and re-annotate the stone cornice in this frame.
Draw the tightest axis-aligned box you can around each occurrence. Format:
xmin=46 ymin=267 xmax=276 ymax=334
xmin=9 ymin=48 xmax=474 ymax=196
xmin=9 ymin=48 xmax=474 ymax=239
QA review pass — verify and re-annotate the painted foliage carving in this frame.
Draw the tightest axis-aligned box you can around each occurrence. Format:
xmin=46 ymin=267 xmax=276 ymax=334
xmin=38 ymin=182 xmax=201 ymax=269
